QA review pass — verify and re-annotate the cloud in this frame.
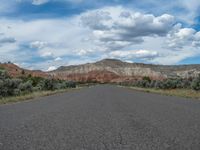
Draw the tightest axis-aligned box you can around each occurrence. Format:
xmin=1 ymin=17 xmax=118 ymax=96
xmin=0 ymin=17 xmax=90 ymax=58
xmin=17 ymin=0 xmax=84 ymax=5
xmin=54 ymin=57 xmax=62 ymax=61
xmin=109 ymin=50 xmax=159 ymax=60
xmin=180 ymin=0 xmax=200 ymax=21
xmin=15 ymin=0 xmax=49 ymax=5
xmin=47 ymin=66 xmax=56 ymax=71
xmin=76 ymin=49 xmax=95 ymax=56
xmin=81 ymin=6 xmax=175 ymax=51
xmin=32 ymin=0 xmax=49 ymax=5
xmin=40 ymin=51 xmax=53 ymax=57
xmin=166 ymin=23 xmax=200 ymax=49
xmin=123 ymin=0 xmax=200 ymax=25
xmin=0 ymin=0 xmax=17 ymax=14
xmin=0 ymin=5 xmax=200 ymax=69
xmin=0 ymin=33 xmax=16 ymax=44
xmin=30 ymin=41 xmax=47 ymax=49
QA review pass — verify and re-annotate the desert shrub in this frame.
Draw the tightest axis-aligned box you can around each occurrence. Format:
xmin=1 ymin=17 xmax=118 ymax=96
xmin=119 ymin=76 xmax=196 ymax=90
xmin=30 ymin=77 xmax=43 ymax=87
xmin=162 ymin=79 xmax=177 ymax=89
xmin=19 ymin=80 xmax=33 ymax=93
xmin=0 ymin=79 xmax=5 ymax=97
xmin=13 ymin=89 xmax=21 ymax=96
xmin=0 ymin=70 xmax=9 ymax=80
xmin=5 ymin=79 xmax=20 ymax=96
xmin=37 ymin=79 xmax=77 ymax=90
xmin=142 ymin=76 xmax=151 ymax=83
xmin=0 ymin=66 xmax=5 ymax=71
xmin=20 ymin=76 xmax=44 ymax=87
xmin=39 ymin=79 xmax=57 ymax=90
xmin=53 ymin=82 xmax=65 ymax=90
xmin=32 ymin=86 xmax=41 ymax=91
xmin=0 ymin=78 xmax=22 ymax=96
xmin=0 ymin=79 xmax=3 ymax=88
xmin=11 ymin=79 xmax=23 ymax=88
xmin=191 ymin=75 xmax=200 ymax=91
xmin=36 ymin=79 xmax=45 ymax=90
xmin=21 ymin=70 xmax=25 ymax=75
xmin=181 ymin=79 xmax=191 ymax=89
xmin=0 ymin=70 xmax=77 ymax=98
xmin=66 ymin=81 xmax=76 ymax=88
xmin=154 ymin=80 xmax=164 ymax=89
xmin=174 ymin=78 xmax=183 ymax=88
xmin=149 ymin=80 xmax=157 ymax=88
xmin=136 ymin=80 xmax=149 ymax=88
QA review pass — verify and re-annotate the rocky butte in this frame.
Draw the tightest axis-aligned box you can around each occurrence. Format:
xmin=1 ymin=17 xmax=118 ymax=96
xmin=1 ymin=59 xmax=200 ymax=83
xmin=49 ymin=59 xmax=200 ymax=83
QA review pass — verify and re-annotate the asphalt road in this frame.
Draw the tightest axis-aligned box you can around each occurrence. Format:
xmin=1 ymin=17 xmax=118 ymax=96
xmin=0 ymin=85 xmax=200 ymax=150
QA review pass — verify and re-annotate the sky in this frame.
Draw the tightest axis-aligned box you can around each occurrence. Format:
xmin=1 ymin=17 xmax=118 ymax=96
xmin=0 ymin=0 xmax=200 ymax=71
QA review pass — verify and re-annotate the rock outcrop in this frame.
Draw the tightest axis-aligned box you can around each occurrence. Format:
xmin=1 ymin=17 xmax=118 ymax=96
xmin=2 ymin=59 xmax=200 ymax=83
xmin=50 ymin=59 xmax=200 ymax=82
xmin=0 ymin=63 xmax=49 ymax=78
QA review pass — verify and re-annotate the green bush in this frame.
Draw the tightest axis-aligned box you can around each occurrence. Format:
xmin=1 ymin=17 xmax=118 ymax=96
xmin=182 ymin=81 xmax=191 ymax=89
xmin=162 ymin=79 xmax=177 ymax=89
xmin=0 ymin=70 xmax=9 ymax=80
xmin=66 ymin=81 xmax=76 ymax=88
xmin=142 ymin=76 xmax=151 ymax=83
xmin=19 ymin=81 xmax=33 ymax=93
xmin=13 ymin=89 xmax=21 ymax=96
xmin=38 ymin=79 xmax=57 ymax=90
xmin=191 ymin=75 xmax=200 ymax=91
xmin=154 ymin=80 xmax=163 ymax=89
xmin=120 ymin=75 xmax=197 ymax=91
xmin=0 ymin=70 xmax=77 ymax=98
xmin=0 ymin=79 xmax=5 ymax=96
xmin=149 ymin=80 xmax=156 ymax=88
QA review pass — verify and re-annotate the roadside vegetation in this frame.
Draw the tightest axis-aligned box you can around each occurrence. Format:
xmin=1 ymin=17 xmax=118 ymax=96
xmin=0 ymin=69 xmax=77 ymax=104
xmin=119 ymin=76 xmax=200 ymax=99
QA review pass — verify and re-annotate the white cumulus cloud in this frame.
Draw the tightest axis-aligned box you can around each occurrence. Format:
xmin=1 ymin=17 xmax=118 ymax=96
xmin=81 ymin=6 xmax=175 ymax=51
xmin=30 ymin=41 xmax=47 ymax=49
xmin=47 ymin=66 xmax=57 ymax=71
xmin=40 ymin=51 xmax=53 ymax=57
xmin=0 ymin=33 xmax=16 ymax=44
xmin=0 ymin=6 xmax=200 ymax=69
xmin=166 ymin=24 xmax=200 ymax=49
xmin=109 ymin=50 xmax=159 ymax=60
xmin=32 ymin=0 xmax=49 ymax=5
xmin=54 ymin=57 xmax=62 ymax=61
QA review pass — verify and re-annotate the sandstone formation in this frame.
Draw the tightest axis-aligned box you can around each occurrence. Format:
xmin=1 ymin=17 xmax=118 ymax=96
xmin=2 ymin=59 xmax=200 ymax=83
xmin=0 ymin=63 xmax=49 ymax=78
xmin=50 ymin=59 xmax=200 ymax=82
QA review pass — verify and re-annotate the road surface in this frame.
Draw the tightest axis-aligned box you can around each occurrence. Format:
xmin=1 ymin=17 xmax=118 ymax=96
xmin=0 ymin=85 xmax=200 ymax=150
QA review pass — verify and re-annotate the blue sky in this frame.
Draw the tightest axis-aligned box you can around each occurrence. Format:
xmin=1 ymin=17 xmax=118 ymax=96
xmin=0 ymin=0 xmax=200 ymax=71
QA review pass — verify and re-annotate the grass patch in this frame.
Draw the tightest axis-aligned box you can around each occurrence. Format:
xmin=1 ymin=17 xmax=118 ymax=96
xmin=122 ymin=86 xmax=200 ymax=99
xmin=0 ymin=88 xmax=81 ymax=105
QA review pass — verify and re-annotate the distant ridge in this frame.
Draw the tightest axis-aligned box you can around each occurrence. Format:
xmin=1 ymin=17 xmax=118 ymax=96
xmin=1 ymin=59 xmax=200 ymax=83
xmin=50 ymin=59 xmax=200 ymax=83
xmin=0 ymin=63 xmax=48 ymax=78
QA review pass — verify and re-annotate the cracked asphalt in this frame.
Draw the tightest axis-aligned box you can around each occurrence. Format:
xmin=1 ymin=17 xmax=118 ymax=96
xmin=0 ymin=85 xmax=200 ymax=150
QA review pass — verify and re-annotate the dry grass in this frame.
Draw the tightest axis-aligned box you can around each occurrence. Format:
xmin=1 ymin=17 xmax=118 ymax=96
xmin=0 ymin=88 xmax=81 ymax=105
xmin=123 ymin=86 xmax=200 ymax=99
